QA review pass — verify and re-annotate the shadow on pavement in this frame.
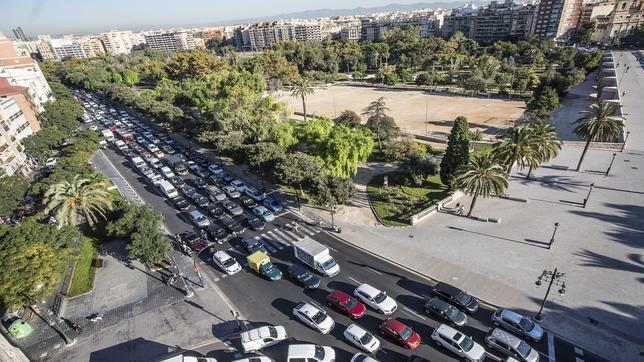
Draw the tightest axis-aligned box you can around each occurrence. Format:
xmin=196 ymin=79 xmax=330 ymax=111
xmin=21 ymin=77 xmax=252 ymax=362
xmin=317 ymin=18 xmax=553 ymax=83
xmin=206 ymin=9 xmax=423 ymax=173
xmin=90 ymin=337 xmax=179 ymax=362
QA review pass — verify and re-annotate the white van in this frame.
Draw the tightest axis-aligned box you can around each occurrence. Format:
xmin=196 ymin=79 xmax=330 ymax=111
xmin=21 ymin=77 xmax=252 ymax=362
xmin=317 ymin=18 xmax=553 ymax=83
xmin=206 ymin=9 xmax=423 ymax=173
xmin=160 ymin=166 xmax=175 ymax=179
xmin=158 ymin=180 xmax=179 ymax=198
xmin=240 ymin=325 xmax=287 ymax=353
xmin=113 ymin=140 xmax=128 ymax=153
xmin=101 ymin=129 xmax=115 ymax=142
xmin=148 ymin=157 xmax=163 ymax=169
xmin=130 ymin=156 xmax=146 ymax=170
xmin=287 ymin=344 xmax=336 ymax=362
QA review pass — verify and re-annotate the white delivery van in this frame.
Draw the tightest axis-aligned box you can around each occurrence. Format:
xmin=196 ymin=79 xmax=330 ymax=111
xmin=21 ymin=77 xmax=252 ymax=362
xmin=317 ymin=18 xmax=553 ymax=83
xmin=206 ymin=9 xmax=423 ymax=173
xmin=130 ymin=156 xmax=146 ymax=171
xmin=293 ymin=237 xmax=340 ymax=277
xmin=240 ymin=325 xmax=287 ymax=353
xmin=158 ymin=180 xmax=179 ymax=198
xmin=101 ymin=129 xmax=115 ymax=142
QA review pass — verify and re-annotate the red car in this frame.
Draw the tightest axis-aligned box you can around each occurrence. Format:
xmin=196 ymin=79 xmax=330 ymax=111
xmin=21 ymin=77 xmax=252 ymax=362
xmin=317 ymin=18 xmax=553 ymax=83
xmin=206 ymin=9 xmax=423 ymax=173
xmin=326 ymin=290 xmax=366 ymax=319
xmin=378 ymin=318 xmax=421 ymax=349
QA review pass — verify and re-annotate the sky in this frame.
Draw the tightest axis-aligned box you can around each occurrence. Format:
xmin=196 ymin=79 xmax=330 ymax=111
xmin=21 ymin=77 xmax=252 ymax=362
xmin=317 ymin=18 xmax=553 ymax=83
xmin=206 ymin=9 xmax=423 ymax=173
xmin=2 ymin=0 xmax=445 ymax=36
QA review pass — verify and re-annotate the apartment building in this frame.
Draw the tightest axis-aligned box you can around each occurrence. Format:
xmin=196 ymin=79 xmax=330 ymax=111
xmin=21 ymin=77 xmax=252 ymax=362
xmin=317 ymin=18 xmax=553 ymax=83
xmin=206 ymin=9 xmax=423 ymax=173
xmin=234 ymin=20 xmax=323 ymax=50
xmin=442 ymin=5 xmax=479 ymax=38
xmin=534 ymin=0 xmax=583 ymax=41
xmin=592 ymin=0 xmax=644 ymax=43
xmin=0 ymin=33 xmax=53 ymax=112
xmin=294 ymin=23 xmax=323 ymax=42
xmin=340 ymin=25 xmax=362 ymax=40
xmin=0 ymin=78 xmax=39 ymax=176
xmin=101 ymin=30 xmax=135 ymax=55
xmin=144 ymin=30 xmax=198 ymax=52
xmin=49 ymin=38 xmax=87 ymax=59
xmin=80 ymin=37 xmax=106 ymax=57
xmin=361 ymin=11 xmax=445 ymax=40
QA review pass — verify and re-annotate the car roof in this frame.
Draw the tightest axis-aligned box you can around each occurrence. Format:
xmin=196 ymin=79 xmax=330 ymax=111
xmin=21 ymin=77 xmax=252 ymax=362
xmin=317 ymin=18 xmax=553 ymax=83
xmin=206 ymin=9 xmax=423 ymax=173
xmin=427 ymin=297 xmax=452 ymax=310
xmin=383 ymin=318 xmax=407 ymax=332
xmin=213 ymin=250 xmax=231 ymax=260
xmin=346 ymin=323 xmax=368 ymax=337
xmin=436 ymin=324 xmax=462 ymax=341
xmin=287 ymin=344 xmax=318 ymax=357
xmin=434 ymin=282 xmax=462 ymax=296
xmin=356 ymin=283 xmax=381 ymax=297
xmin=499 ymin=309 xmax=524 ymax=323
xmin=295 ymin=302 xmax=321 ymax=317
xmin=329 ymin=290 xmax=351 ymax=301
xmin=489 ymin=328 xmax=522 ymax=348
xmin=289 ymin=264 xmax=308 ymax=274
xmin=189 ymin=210 xmax=204 ymax=217
xmin=254 ymin=205 xmax=268 ymax=212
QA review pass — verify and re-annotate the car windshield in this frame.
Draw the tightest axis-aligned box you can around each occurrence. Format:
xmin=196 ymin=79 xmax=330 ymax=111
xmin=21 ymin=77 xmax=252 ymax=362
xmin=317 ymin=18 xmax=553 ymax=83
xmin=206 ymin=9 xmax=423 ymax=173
xmin=459 ymin=336 xmax=474 ymax=352
xmin=222 ymin=258 xmax=236 ymax=268
xmin=196 ymin=216 xmax=206 ymax=222
xmin=314 ymin=346 xmax=325 ymax=360
xmin=446 ymin=305 xmax=460 ymax=318
xmin=298 ymin=271 xmax=313 ymax=281
xmin=373 ymin=292 xmax=387 ymax=303
xmin=516 ymin=341 xmax=532 ymax=357
xmin=456 ymin=291 xmax=473 ymax=305
xmin=519 ymin=317 xmax=534 ymax=331
xmin=400 ymin=327 xmax=413 ymax=340
xmin=311 ymin=310 xmax=327 ymax=324
xmin=344 ymin=297 xmax=358 ymax=309
xmin=359 ymin=331 xmax=373 ymax=345
xmin=268 ymin=326 xmax=277 ymax=338
xmin=322 ymin=258 xmax=337 ymax=270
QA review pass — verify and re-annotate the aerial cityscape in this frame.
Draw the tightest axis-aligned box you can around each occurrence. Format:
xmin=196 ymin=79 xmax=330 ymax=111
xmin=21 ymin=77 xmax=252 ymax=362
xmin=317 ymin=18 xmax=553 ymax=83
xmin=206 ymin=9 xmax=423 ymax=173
xmin=0 ymin=0 xmax=642 ymax=361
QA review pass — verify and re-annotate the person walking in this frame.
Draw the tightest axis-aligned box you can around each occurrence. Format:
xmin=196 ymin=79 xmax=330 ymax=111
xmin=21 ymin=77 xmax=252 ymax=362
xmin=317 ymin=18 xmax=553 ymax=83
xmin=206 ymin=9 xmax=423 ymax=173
xmin=71 ymin=323 xmax=82 ymax=333
xmin=89 ymin=313 xmax=103 ymax=322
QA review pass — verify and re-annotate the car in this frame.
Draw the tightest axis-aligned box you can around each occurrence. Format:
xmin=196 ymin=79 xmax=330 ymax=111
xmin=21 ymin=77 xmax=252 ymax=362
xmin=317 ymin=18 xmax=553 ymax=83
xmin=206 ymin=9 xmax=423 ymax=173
xmin=208 ymin=204 xmax=225 ymax=219
xmin=89 ymin=125 xmax=98 ymax=131
xmin=169 ymin=175 xmax=185 ymax=187
xmin=186 ymin=160 xmax=199 ymax=171
xmin=326 ymin=290 xmax=367 ymax=319
xmin=287 ymin=344 xmax=335 ymax=362
xmin=239 ymin=196 xmax=258 ymax=209
xmin=344 ymin=324 xmax=380 ymax=353
xmin=245 ymin=216 xmax=266 ymax=231
xmin=45 ymin=157 xmax=57 ymax=168
xmin=188 ymin=210 xmax=211 ymax=228
xmin=263 ymin=197 xmax=283 ymax=213
xmin=153 ymin=150 xmax=165 ymax=159
xmin=288 ymin=264 xmax=321 ymax=289
xmin=179 ymin=184 xmax=197 ymax=197
xmin=180 ymin=231 xmax=208 ymax=252
xmin=208 ymin=164 xmax=224 ymax=175
xmin=292 ymin=302 xmax=335 ymax=334
xmin=194 ymin=168 xmax=209 ymax=178
xmin=252 ymin=205 xmax=275 ymax=222
xmin=491 ymin=309 xmax=544 ymax=342
xmin=196 ymin=158 xmax=210 ymax=168
xmin=206 ymin=185 xmax=227 ymax=202
xmin=432 ymin=282 xmax=479 ymax=313
xmin=230 ymin=179 xmax=247 ymax=192
xmin=353 ymin=283 xmax=397 ymax=315
xmin=161 ymin=144 xmax=175 ymax=154
xmin=191 ymin=177 xmax=208 ymax=189
xmin=239 ymin=325 xmax=288 ymax=354
xmin=424 ymin=297 xmax=468 ymax=327
xmin=159 ymin=166 xmax=175 ymax=179
xmin=174 ymin=163 xmax=188 ymax=175
xmin=208 ymin=175 xmax=226 ymax=187
xmin=195 ymin=196 xmax=211 ymax=208
xmin=351 ymin=353 xmax=380 ymax=362
xmin=222 ymin=185 xmax=241 ymax=198
xmin=431 ymin=324 xmax=486 ymax=362
xmin=171 ymin=196 xmax=191 ymax=211
xmin=162 ymin=136 xmax=174 ymax=145
xmin=221 ymin=173 xmax=235 ymax=183
xmin=241 ymin=237 xmax=268 ymax=254
xmin=405 ymin=356 xmax=430 ymax=362
xmin=232 ymin=358 xmax=273 ymax=362
xmin=206 ymin=223 xmax=230 ymax=243
xmin=221 ymin=216 xmax=245 ymax=234
xmin=223 ymin=201 xmax=244 ymax=216
xmin=245 ymin=186 xmax=266 ymax=201
xmin=378 ymin=318 xmax=421 ymax=350
xmin=212 ymin=251 xmax=241 ymax=275
xmin=484 ymin=328 xmax=539 ymax=362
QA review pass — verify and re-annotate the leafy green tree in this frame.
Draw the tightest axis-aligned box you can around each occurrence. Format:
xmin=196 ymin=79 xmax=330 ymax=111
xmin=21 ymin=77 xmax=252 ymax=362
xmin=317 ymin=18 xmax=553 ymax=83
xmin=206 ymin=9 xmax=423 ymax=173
xmin=321 ymin=124 xmax=374 ymax=178
xmin=527 ymin=86 xmax=560 ymax=117
xmin=128 ymin=224 xmax=172 ymax=265
xmin=309 ymin=174 xmax=355 ymax=227
xmin=620 ymin=24 xmax=644 ymax=47
xmin=361 ymin=97 xmax=393 ymax=150
xmin=494 ymin=73 xmax=511 ymax=93
xmin=165 ymin=51 xmax=228 ymax=80
xmin=0 ymin=173 xmax=30 ymax=217
xmin=244 ymin=142 xmax=286 ymax=185
xmin=479 ymin=55 xmax=501 ymax=79
xmin=401 ymin=153 xmax=440 ymax=186
xmin=440 ymin=116 xmax=470 ymax=186
xmin=415 ymin=72 xmax=434 ymax=86
xmin=21 ymin=126 xmax=66 ymax=162
xmin=291 ymin=78 xmax=316 ymax=122
xmin=274 ymin=152 xmax=322 ymax=196
xmin=382 ymin=137 xmax=426 ymax=161
xmin=463 ymin=72 xmax=487 ymax=92
xmin=334 ymin=110 xmax=362 ymax=127
xmin=121 ymin=69 xmax=140 ymax=86
xmin=455 ymin=153 xmax=509 ymax=217
xmin=43 ymin=175 xmax=112 ymax=227
xmin=245 ymin=51 xmax=300 ymax=83
xmin=492 ymin=126 xmax=541 ymax=173
xmin=366 ymin=115 xmax=400 ymax=148
xmin=573 ymin=22 xmax=596 ymax=46
xmin=0 ymin=217 xmax=77 ymax=308
xmin=269 ymin=122 xmax=299 ymax=149
xmin=573 ymin=103 xmax=624 ymax=171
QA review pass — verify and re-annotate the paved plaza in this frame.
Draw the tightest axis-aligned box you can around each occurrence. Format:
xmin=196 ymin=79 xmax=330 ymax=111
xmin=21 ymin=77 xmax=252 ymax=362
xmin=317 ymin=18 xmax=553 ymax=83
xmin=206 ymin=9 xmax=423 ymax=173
xmin=302 ymin=51 xmax=644 ymax=361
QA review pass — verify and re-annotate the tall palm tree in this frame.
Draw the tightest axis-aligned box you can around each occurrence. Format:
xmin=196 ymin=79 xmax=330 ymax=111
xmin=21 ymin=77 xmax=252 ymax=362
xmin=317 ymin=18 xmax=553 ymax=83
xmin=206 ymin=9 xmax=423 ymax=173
xmin=492 ymin=126 xmax=540 ymax=173
xmin=43 ymin=175 xmax=112 ymax=227
xmin=573 ymin=103 xmax=624 ymax=171
xmin=291 ymin=78 xmax=316 ymax=122
xmin=361 ymin=96 xmax=390 ymax=149
xmin=525 ymin=122 xmax=562 ymax=178
xmin=455 ymin=153 xmax=509 ymax=217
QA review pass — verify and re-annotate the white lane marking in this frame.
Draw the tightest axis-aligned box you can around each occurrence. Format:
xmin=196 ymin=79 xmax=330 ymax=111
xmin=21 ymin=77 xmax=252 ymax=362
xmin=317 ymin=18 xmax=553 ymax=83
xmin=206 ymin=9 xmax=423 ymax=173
xmin=264 ymin=231 xmax=290 ymax=247
xmin=280 ymin=227 xmax=302 ymax=241
xmin=401 ymin=306 xmax=426 ymax=320
xmin=347 ymin=276 xmax=361 ymax=285
xmin=574 ymin=347 xmax=584 ymax=356
xmin=547 ymin=333 xmax=555 ymax=362
xmin=270 ymin=229 xmax=295 ymax=244
xmin=365 ymin=266 xmax=383 ymax=275
xmin=420 ymin=294 xmax=432 ymax=299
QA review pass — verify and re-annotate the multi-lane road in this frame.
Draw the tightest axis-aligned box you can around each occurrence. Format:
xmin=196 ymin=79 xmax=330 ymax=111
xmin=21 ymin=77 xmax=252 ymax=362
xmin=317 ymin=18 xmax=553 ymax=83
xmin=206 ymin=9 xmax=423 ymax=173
xmin=85 ymin=91 xmax=607 ymax=362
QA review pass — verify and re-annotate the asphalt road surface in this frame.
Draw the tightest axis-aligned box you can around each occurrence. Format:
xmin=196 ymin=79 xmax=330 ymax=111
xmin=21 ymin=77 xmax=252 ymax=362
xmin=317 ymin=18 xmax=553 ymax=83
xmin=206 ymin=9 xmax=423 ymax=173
xmin=85 ymin=90 xmax=608 ymax=362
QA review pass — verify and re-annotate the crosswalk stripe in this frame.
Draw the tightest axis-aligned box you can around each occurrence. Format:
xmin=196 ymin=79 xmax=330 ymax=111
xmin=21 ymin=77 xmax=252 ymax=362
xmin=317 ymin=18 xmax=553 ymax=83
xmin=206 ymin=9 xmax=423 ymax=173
xmin=266 ymin=230 xmax=291 ymax=247
xmin=255 ymin=235 xmax=279 ymax=252
xmin=279 ymin=228 xmax=302 ymax=241
xmin=300 ymin=225 xmax=317 ymax=236
xmin=271 ymin=229 xmax=297 ymax=243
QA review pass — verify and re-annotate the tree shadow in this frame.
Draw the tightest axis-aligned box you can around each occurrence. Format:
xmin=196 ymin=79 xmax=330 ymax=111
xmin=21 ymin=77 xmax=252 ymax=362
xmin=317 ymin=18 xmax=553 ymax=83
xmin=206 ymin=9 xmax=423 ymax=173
xmin=570 ymin=202 xmax=644 ymax=249
xmin=574 ymin=249 xmax=644 ymax=280
xmin=510 ymin=174 xmax=588 ymax=193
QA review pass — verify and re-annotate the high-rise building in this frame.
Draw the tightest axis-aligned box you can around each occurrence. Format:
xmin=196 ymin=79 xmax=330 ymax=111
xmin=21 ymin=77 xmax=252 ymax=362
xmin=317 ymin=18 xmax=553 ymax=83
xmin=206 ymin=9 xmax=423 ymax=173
xmin=144 ymin=30 xmax=197 ymax=52
xmin=442 ymin=5 xmax=479 ymax=38
xmin=469 ymin=0 xmax=537 ymax=43
xmin=0 ymin=78 xmax=39 ymax=176
xmin=100 ymin=31 xmax=135 ymax=55
xmin=12 ymin=27 xmax=28 ymax=42
xmin=340 ymin=25 xmax=362 ymax=40
xmin=534 ymin=0 xmax=583 ymax=41
xmin=0 ymin=33 xmax=53 ymax=112
xmin=36 ymin=40 xmax=57 ymax=61
xmin=80 ymin=37 xmax=106 ymax=57
xmin=361 ymin=11 xmax=445 ymax=41
xmin=592 ymin=0 xmax=644 ymax=43
xmin=49 ymin=38 xmax=87 ymax=59
xmin=234 ymin=20 xmax=323 ymax=50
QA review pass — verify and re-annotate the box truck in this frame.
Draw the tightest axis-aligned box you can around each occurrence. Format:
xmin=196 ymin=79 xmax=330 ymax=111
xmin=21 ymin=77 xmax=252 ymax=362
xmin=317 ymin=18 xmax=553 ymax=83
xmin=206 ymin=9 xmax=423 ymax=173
xmin=293 ymin=237 xmax=340 ymax=277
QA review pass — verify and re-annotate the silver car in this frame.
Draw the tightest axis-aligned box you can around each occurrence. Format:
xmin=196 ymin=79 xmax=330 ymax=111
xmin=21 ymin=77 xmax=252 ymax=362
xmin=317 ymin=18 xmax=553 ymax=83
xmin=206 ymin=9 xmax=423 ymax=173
xmin=223 ymin=185 xmax=241 ymax=198
xmin=223 ymin=201 xmax=244 ymax=216
xmin=484 ymin=328 xmax=539 ymax=362
xmin=206 ymin=185 xmax=227 ymax=202
xmin=491 ymin=309 xmax=543 ymax=342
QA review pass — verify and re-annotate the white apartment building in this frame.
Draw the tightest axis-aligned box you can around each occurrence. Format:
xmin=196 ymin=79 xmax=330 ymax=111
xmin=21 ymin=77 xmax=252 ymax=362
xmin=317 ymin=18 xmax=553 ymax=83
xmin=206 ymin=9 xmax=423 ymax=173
xmin=50 ymin=38 xmax=87 ymax=59
xmin=144 ymin=30 xmax=197 ymax=52
xmin=101 ymin=30 xmax=135 ymax=55
xmin=0 ymin=96 xmax=35 ymax=176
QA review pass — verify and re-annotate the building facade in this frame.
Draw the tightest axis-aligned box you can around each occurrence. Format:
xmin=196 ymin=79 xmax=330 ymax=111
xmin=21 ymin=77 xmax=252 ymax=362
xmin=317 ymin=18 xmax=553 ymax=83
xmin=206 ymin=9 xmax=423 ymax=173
xmin=235 ymin=21 xmax=323 ymax=50
xmin=101 ymin=31 xmax=135 ymax=55
xmin=593 ymin=0 xmax=644 ymax=43
xmin=0 ymin=79 xmax=39 ymax=176
xmin=534 ymin=0 xmax=583 ymax=41
xmin=144 ymin=30 xmax=198 ymax=52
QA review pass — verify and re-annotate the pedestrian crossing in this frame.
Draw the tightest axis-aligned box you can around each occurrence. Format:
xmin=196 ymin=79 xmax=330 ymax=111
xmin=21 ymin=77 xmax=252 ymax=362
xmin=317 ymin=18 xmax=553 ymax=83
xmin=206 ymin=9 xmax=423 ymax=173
xmin=255 ymin=222 xmax=320 ymax=253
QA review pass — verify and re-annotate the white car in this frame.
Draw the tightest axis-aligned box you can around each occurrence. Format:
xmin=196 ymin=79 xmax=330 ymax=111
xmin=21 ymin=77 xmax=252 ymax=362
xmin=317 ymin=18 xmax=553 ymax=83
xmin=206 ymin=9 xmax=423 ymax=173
xmin=208 ymin=164 xmax=224 ymax=175
xmin=353 ymin=283 xmax=397 ymax=315
xmin=287 ymin=344 xmax=335 ymax=362
xmin=351 ymin=353 xmax=380 ymax=362
xmin=45 ymin=157 xmax=57 ymax=168
xmin=292 ymin=302 xmax=335 ymax=334
xmin=232 ymin=358 xmax=273 ymax=362
xmin=159 ymin=166 xmax=175 ymax=179
xmin=343 ymin=324 xmax=380 ymax=354
xmin=212 ymin=251 xmax=241 ymax=275
xmin=239 ymin=325 xmax=287 ymax=353
xmin=431 ymin=324 xmax=486 ymax=362
xmin=89 ymin=125 xmax=98 ymax=131
xmin=230 ymin=179 xmax=247 ymax=192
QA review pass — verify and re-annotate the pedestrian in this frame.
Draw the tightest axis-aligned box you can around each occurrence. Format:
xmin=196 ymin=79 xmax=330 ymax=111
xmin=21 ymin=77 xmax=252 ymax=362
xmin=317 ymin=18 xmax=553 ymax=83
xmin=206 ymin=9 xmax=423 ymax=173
xmin=174 ymin=233 xmax=181 ymax=242
xmin=200 ymin=229 xmax=208 ymax=241
xmin=71 ymin=323 xmax=82 ymax=333
xmin=622 ymin=91 xmax=626 ymax=96
xmin=89 ymin=313 xmax=103 ymax=322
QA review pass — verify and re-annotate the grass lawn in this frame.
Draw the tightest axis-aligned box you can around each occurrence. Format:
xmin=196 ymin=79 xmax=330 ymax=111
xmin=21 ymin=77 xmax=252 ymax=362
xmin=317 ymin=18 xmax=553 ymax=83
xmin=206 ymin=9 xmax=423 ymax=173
xmin=471 ymin=143 xmax=494 ymax=156
xmin=67 ymin=237 xmax=97 ymax=298
xmin=367 ymin=171 xmax=450 ymax=226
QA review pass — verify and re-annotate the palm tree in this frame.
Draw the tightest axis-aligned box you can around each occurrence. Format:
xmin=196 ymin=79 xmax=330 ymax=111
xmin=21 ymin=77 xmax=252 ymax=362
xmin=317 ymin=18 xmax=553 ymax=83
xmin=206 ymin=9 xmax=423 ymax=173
xmin=361 ymin=96 xmax=390 ymax=149
xmin=291 ymin=78 xmax=315 ymax=122
xmin=43 ymin=175 xmax=112 ymax=227
xmin=525 ymin=122 xmax=562 ymax=178
xmin=455 ymin=153 xmax=509 ymax=217
xmin=492 ymin=126 xmax=540 ymax=173
xmin=573 ymin=103 xmax=624 ymax=171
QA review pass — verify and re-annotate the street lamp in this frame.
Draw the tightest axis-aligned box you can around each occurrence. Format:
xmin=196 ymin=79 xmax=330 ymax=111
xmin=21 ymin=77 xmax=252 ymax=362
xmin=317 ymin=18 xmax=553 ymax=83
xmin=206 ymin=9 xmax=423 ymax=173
xmin=605 ymin=153 xmax=617 ymax=176
xmin=583 ymin=183 xmax=595 ymax=208
xmin=192 ymin=241 xmax=219 ymax=288
xmin=26 ymin=299 xmax=75 ymax=346
xmin=167 ymin=252 xmax=194 ymax=298
xmin=533 ymin=268 xmax=566 ymax=322
xmin=547 ymin=222 xmax=560 ymax=250
xmin=621 ymin=131 xmax=630 ymax=152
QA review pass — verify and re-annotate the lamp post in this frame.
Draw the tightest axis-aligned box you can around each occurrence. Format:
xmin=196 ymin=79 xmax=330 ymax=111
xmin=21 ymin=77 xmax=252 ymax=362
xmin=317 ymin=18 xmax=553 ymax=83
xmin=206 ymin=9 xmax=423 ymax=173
xmin=26 ymin=299 xmax=75 ymax=346
xmin=621 ymin=131 xmax=630 ymax=152
xmin=605 ymin=153 xmax=617 ymax=176
xmin=168 ymin=253 xmax=194 ymax=298
xmin=583 ymin=183 xmax=595 ymax=208
xmin=547 ymin=222 xmax=560 ymax=250
xmin=533 ymin=268 xmax=566 ymax=322
xmin=192 ymin=241 xmax=218 ymax=288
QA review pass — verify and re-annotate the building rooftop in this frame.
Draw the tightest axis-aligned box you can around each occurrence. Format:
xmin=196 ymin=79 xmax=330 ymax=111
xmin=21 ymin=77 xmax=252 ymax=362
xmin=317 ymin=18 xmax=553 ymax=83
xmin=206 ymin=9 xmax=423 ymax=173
xmin=0 ymin=77 xmax=28 ymax=97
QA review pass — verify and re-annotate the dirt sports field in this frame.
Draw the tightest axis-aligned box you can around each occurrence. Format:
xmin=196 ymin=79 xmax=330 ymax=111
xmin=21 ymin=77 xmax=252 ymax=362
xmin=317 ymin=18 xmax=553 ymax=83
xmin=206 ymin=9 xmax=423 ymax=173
xmin=278 ymin=85 xmax=526 ymax=139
